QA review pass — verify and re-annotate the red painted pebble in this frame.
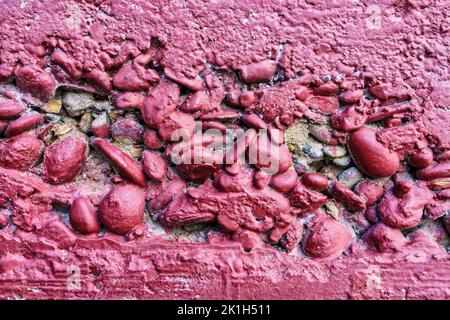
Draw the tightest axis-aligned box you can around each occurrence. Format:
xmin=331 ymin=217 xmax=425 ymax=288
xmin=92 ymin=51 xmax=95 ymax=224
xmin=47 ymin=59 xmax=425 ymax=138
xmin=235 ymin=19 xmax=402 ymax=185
xmin=0 ymin=100 xmax=26 ymax=120
xmin=347 ymin=126 xmax=400 ymax=178
xmin=92 ymin=138 xmax=147 ymax=187
xmin=365 ymin=223 xmax=407 ymax=253
xmin=4 ymin=113 xmax=44 ymax=137
xmin=239 ymin=60 xmax=276 ymax=83
xmin=408 ymin=148 xmax=433 ymax=169
xmin=355 ymin=180 xmax=384 ymax=206
xmin=43 ymin=137 xmax=86 ymax=184
xmin=301 ymin=173 xmax=328 ymax=191
xmin=304 ymin=215 xmax=352 ymax=260
xmin=0 ymin=134 xmax=44 ymax=171
xmin=99 ymin=184 xmax=145 ymax=235
xmin=416 ymin=161 xmax=450 ymax=180
xmin=70 ymin=196 xmax=101 ymax=234
xmin=142 ymin=150 xmax=167 ymax=181
xmin=270 ymin=169 xmax=298 ymax=193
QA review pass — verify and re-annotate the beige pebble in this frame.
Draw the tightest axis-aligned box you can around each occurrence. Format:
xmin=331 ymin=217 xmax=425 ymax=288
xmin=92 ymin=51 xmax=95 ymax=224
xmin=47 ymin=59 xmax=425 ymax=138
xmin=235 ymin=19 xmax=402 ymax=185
xmin=42 ymin=98 xmax=62 ymax=114
xmin=323 ymin=145 xmax=347 ymax=158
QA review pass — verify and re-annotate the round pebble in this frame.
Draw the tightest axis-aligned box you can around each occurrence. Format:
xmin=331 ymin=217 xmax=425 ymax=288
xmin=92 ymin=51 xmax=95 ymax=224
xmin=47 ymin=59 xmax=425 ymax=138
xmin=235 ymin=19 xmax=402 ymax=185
xmin=302 ymin=142 xmax=324 ymax=160
xmin=332 ymin=155 xmax=352 ymax=167
xmin=99 ymin=184 xmax=145 ymax=235
xmin=347 ymin=126 xmax=400 ymax=178
xmin=323 ymin=145 xmax=347 ymax=158
xmin=338 ymin=167 xmax=364 ymax=189
xmin=301 ymin=173 xmax=329 ymax=191
xmin=308 ymin=124 xmax=332 ymax=144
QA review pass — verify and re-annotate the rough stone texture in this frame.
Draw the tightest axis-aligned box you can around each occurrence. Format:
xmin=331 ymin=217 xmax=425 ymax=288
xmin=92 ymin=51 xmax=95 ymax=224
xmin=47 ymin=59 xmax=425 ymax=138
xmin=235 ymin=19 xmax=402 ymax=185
xmin=0 ymin=232 xmax=449 ymax=300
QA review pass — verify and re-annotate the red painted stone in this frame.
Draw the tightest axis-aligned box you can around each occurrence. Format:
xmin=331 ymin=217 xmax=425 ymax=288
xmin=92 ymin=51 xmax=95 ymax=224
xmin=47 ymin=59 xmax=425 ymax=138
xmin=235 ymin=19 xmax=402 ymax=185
xmin=347 ymin=126 xmax=400 ymax=178
xmin=70 ymin=196 xmax=101 ymax=234
xmin=92 ymin=138 xmax=147 ymax=187
xmin=4 ymin=113 xmax=44 ymax=137
xmin=99 ymin=184 xmax=145 ymax=235
xmin=304 ymin=215 xmax=352 ymax=260
xmin=0 ymin=134 xmax=44 ymax=171
xmin=301 ymin=173 xmax=328 ymax=191
xmin=43 ymin=137 xmax=86 ymax=184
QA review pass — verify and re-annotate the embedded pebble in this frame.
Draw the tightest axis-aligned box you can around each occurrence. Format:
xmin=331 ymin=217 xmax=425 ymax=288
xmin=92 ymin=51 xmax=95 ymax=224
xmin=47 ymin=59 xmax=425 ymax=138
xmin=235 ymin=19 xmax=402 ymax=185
xmin=308 ymin=124 xmax=332 ymax=144
xmin=355 ymin=180 xmax=384 ymax=206
xmin=378 ymin=184 xmax=433 ymax=229
xmin=323 ymin=145 xmax=347 ymax=158
xmin=111 ymin=118 xmax=144 ymax=145
xmin=347 ymin=126 xmax=400 ymax=178
xmin=142 ymin=150 xmax=167 ymax=181
xmin=119 ymin=144 xmax=144 ymax=158
xmin=158 ymin=111 xmax=195 ymax=141
xmin=302 ymin=142 xmax=324 ymax=160
xmin=338 ymin=167 xmax=364 ymax=189
xmin=306 ymin=96 xmax=339 ymax=115
xmin=313 ymin=82 xmax=339 ymax=96
xmin=331 ymin=106 xmax=367 ymax=132
xmin=79 ymin=112 xmax=92 ymax=134
xmin=340 ymin=89 xmax=364 ymax=104
xmin=53 ymin=123 xmax=73 ymax=136
xmin=239 ymin=60 xmax=276 ymax=83
xmin=0 ymin=100 xmax=26 ymax=120
xmin=62 ymin=91 xmax=97 ymax=117
xmin=42 ymin=98 xmax=62 ymax=114
xmin=242 ymin=113 xmax=267 ymax=130
xmin=15 ymin=65 xmax=56 ymax=101
xmin=416 ymin=161 xmax=450 ymax=180
xmin=294 ymin=155 xmax=323 ymax=173
xmin=43 ymin=137 xmax=87 ymax=184
xmin=319 ymin=165 xmax=342 ymax=180
xmin=408 ymin=148 xmax=433 ymax=169
xmin=91 ymin=112 xmax=110 ymax=138
xmin=301 ymin=173 xmax=329 ymax=191
xmin=70 ymin=196 xmax=101 ymax=234
xmin=332 ymin=156 xmax=352 ymax=167
xmin=331 ymin=182 xmax=366 ymax=212
xmin=99 ymin=184 xmax=145 ymax=235
xmin=324 ymin=200 xmax=340 ymax=220
xmin=143 ymin=129 xmax=162 ymax=150
xmin=0 ymin=134 xmax=44 ymax=171
xmin=294 ymin=158 xmax=309 ymax=175
xmin=4 ymin=113 xmax=44 ymax=137
xmin=270 ymin=169 xmax=298 ymax=193
xmin=92 ymin=138 xmax=147 ymax=187
xmin=304 ymin=215 xmax=352 ymax=260
xmin=365 ymin=223 xmax=407 ymax=253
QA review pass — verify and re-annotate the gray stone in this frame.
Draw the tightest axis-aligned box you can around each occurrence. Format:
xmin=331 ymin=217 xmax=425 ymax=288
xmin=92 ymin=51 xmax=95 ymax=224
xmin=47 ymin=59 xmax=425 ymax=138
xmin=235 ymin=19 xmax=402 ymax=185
xmin=302 ymin=142 xmax=324 ymax=160
xmin=338 ymin=167 xmax=364 ymax=189
xmin=320 ymin=165 xmax=343 ymax=180
xmin=333 ymin=155 xmax=352 ymax=167
xmin=62 ymin=91 xmax=111 ymax=117
xmin=63 ymin=91 xmax=96 ymax=117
